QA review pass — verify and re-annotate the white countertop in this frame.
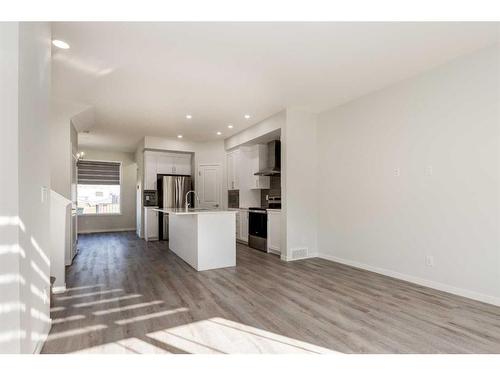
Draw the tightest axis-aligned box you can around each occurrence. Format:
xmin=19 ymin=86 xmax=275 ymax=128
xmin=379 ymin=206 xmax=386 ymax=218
xmin=153 ymin=208 xmax=236 ymax=215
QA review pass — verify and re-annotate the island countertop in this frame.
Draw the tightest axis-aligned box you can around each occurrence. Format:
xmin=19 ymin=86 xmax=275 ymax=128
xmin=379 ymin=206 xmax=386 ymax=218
xmin=153 ymin=207 xmax=236 ymax=215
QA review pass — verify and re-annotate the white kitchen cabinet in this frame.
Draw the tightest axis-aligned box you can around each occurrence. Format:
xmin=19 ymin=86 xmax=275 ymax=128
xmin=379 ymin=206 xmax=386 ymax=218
xmin=226 ymin=149 xmax=240 ymax=190
xmin=156 ymin=153 xmax=175 ymax=175
xmin=267 ymin=210 xmax=281 ymax=254
xmin=144 ymin=207 xmax=159 ymax=241
xmin=145 ymin=151 xmax=192 ymax=187
xmin=235 ymin=210 xmax=241 ymax=239
xmin=144 ymin=152 xmax=158 ymax=190
xmin=173 ymin=154 xmax=192 ymax=175
xmin=248 ymin=144 xmax=270 ymax=189
xmin=234 ymin=209 xmax=249 ymax=244
xmin=239 ymin=209 xmax=248 ymax=243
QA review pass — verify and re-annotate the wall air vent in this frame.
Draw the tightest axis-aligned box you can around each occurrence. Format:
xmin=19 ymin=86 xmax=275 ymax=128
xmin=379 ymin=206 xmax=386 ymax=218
xmin=292 ymin=248 xmax=309 ymax=260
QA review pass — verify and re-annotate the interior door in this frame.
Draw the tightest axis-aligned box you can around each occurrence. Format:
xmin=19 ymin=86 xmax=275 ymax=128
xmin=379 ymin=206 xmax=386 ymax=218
xmin=197 ymin=164 xmax=221 ymax=209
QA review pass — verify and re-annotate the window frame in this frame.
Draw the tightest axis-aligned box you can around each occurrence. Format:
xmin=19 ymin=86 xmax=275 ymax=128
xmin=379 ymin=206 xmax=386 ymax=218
xmin=77 ymin=159 xmax=123 ymax=216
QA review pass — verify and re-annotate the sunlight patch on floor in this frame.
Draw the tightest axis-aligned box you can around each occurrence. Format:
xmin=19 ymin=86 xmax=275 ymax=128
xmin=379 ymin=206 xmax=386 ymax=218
xmin=56 ymin=288 xmax=123 ymax=301
xmin=147 ymin=317 xmax=337 ymax=354
xmin=92 ymin=300 xmax=164 ymax=316
xmin=65 ymin=284 xmax=104 ymax=292
xmin=70 ymin=337 xmax=170 ymax=354
xmin=45 ymin=324 xmax=108 ymax=341
xmin=73 ymin=294 xmax=142 ymax=308
xmin=114 ymin=307 xmax=188 ymax=325
xmin=52 ymin=315 xmax=87 ymax=324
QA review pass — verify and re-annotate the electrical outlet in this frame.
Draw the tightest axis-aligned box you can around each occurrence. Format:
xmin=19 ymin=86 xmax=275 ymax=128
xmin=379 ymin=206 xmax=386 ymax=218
xmin=394 ymin=168 xmax=400 ymax=177
xmin=425 ymin=255 xmax=435 ymax=267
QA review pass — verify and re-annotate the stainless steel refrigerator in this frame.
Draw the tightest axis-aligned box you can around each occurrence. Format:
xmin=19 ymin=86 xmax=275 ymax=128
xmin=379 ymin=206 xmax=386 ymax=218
xmin=158 ymin=175 xmax=193 ymax=240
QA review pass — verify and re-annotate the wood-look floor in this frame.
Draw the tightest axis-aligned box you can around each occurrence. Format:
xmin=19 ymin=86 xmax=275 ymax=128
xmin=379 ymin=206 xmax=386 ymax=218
xmin=42 ymin=231 xmax=500 ymax=354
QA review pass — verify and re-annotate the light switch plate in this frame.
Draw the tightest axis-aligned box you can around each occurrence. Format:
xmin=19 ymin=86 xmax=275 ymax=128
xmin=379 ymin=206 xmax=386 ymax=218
xmin=40 ymin=186 xmax=47 ymax=203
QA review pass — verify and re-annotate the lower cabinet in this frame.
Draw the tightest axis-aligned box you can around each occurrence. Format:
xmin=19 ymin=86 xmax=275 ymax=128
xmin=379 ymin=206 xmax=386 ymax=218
xmin=239 ymin=210 xmax=248 ymax=243
xmin=144 ymin=207 xmax=159 ymax=241
xmin=267 ymin=210 xmax=281 ymax=254
xmin=235 ymin=209 xmax=249 ymax=244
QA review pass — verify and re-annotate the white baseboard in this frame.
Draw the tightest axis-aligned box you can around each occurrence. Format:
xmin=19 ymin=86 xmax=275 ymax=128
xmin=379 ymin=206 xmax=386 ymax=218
xmin=317 ymin=253 xmax=500 ymax=307
xmin=52 ymin=284 xmax=66 ymax=294
xmin=78 ymin=227 xmax=136 ymax=234
xmin=33 ymin=320 xmax=51 ymax=354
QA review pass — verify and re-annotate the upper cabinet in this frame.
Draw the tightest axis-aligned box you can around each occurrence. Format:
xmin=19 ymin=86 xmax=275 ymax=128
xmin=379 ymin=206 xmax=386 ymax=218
xmin=144 ymin=152 xmax=158 ymax=190
xmin=248 ymin=144 xmax=270 ymax=190
xmin=173 ymin=154 xmax=192 ymax=175
xmin=227 ymin=149 xmax=241 ymax=190
xmin=144 ymin=151 xmax=192 ymax=190
xmin=226 ymin=145 xmax=270 ymax=190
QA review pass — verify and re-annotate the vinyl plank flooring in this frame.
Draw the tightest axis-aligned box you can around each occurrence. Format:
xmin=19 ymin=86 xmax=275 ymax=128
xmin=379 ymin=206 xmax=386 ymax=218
xmin=41 ymin=231 xmax=500 ymax=354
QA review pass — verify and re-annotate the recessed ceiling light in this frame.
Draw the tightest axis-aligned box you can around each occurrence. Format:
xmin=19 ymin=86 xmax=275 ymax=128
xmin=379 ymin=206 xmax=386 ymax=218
xmin=52 ymin=39 xmax=70 ymax=49
xmin=216 ymin=131 xmax=222 ymax=135
xmin=185 ymin=114 xmax=192 ymax=119
xmin=227 ymin=124 xmax=234 ymax=129
xmin=244 ymin=114 xmax=251 ymax=119
xmin=177 ymin=135 xmax=183 ymax=139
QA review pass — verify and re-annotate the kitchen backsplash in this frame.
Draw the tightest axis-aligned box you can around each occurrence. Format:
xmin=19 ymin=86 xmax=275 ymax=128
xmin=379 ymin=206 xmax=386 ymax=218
xmin=260 ymin=176 xmax=281 ymax=208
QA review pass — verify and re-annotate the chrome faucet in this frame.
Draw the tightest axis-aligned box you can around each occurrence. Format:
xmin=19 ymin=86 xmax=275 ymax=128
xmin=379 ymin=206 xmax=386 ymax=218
xmin=185 ymin=190 xmax=200 ymax=210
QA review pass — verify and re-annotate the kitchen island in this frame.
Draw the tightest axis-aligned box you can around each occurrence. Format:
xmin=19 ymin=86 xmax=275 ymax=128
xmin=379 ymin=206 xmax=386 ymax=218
xmin=154 ymin=208 xmax=236 ymax=271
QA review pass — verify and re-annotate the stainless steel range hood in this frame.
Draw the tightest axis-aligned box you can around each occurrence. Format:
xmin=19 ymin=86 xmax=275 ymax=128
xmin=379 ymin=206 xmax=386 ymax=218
xmin=254 ymin=140 xmax=281 ymax=176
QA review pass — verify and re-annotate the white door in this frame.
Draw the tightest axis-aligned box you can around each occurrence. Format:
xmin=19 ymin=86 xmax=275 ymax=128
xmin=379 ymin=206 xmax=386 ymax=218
xmin=69 ymin=145 xmax=78 ymax=265
xmin=197 ymin=164 xmax=221 ymax=209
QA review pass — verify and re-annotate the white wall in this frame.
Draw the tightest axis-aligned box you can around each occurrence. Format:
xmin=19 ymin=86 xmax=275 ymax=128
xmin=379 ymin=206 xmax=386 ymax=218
xmin=50 ymin=99 xmax=85 ymax=199
xmin=0 ymin=22 xmax=52 ymax=353
xmin=18 ymin=22 xmax=52 ymax=354
xmin=0 ymin=22 xmax=21 ymax=354
xmin=317 ymin=45 xmax=500 ymax=305
xmin=78 ymin=149 xmax=137 ymax=233
xmin=282 ymin=109 xmax=319 ymax=260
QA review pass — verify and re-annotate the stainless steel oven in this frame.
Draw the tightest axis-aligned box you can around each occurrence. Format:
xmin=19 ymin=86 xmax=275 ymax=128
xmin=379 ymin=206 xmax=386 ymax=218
xmin=248 ymin=207 xmax=267 ymax=252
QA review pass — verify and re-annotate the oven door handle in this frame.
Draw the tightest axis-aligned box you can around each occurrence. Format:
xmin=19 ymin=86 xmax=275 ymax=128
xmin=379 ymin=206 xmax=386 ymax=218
xmin=249 ymin=210 xmax=267 ymax=214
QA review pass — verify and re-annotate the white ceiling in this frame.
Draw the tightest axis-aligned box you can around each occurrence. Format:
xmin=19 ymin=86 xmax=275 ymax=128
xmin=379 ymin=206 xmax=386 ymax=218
xmin=51 ymin=22 xmax=499 ymax=151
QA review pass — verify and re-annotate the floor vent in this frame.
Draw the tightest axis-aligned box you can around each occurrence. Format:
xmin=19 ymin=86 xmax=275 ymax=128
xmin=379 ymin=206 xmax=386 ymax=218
xmin=292 ymin=248 xmax=308 ymax=260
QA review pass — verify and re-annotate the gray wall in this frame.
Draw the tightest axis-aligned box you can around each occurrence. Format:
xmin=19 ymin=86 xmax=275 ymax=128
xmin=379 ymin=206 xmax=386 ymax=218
xmin=78 ymin=149 xmax=137 ymax=233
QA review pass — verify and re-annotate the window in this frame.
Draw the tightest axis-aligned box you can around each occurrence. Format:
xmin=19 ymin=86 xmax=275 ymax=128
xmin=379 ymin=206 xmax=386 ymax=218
xmin=77 ymin=160 xmax=121 ymax=215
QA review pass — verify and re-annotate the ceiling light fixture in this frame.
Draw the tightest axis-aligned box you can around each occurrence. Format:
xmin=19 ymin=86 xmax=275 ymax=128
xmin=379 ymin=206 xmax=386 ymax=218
xmin=177 ymin=135 xmax=183 ymax=139
xmin=185 ymin=114 xmax=192 ymax=119
xmin=244 ymin=114 xmax=251 ymax=119
xmin=227 ymin=124 xmax=234 ymax=129
xmin=52 ymin=39 xmax=70 ymax=49
xmin=216 ymin=131 xmax=222 ymax=135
